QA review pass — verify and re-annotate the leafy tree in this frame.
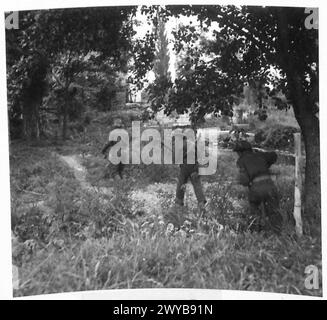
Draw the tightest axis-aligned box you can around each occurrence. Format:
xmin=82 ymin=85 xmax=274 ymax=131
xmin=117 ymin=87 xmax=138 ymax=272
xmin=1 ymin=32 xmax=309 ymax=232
xmin=6 ymin=7 xmax=137 ymax=140
xmin=128 ymin=18 xmax=156 ymax=91
xmin=143 ymin=5 xmax=319 ymax=221
xmin=153 ymin=18 xmax=171 ymax=80
xmin=45 ymin=52 xmax=97 ymax=138
xmin=7 ymin=50 xmax=48 ymax=139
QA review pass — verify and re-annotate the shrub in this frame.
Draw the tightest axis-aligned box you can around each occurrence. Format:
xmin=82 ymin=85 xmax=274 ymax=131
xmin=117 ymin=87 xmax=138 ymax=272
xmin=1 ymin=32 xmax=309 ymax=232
xmin=254 ymin=126 xmax=300 ymax=150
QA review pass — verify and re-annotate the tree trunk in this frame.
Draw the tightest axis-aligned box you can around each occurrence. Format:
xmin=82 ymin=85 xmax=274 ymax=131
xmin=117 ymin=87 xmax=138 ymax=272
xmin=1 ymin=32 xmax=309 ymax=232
xmin=276 ymin=9 xmax=319 ymax=230
xmin=291 ymin=89 xmax=320 ymax=224
xmin=297 ymin=113 xmax=320 ymax=224
xmin=22 ymin=99 xmax=40 ymax=140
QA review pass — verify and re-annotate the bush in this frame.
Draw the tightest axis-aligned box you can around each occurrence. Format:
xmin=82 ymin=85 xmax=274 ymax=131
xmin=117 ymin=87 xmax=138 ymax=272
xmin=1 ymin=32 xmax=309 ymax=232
xmin=11 ymin=131 xmax=321 ymax=298
xmin=254 ymin=126 xmax=300 ymax=150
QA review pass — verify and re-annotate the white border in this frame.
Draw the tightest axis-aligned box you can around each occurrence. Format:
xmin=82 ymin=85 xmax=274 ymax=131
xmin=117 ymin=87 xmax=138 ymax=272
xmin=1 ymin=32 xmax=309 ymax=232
xmin=0 ymin=0 xmax=326 ymax=300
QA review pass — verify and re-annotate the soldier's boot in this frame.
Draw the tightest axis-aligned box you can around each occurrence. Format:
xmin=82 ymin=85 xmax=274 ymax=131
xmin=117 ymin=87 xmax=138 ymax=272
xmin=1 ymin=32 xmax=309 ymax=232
xmin=249 ymin=202 xmax=262 ymax=232
xmin=198 ymin=201 xmax=207 ymax=220
xmin=175 ymin=198 xmax=184 ymax=206
xmin=175 ymin=174 xmax=187 ymax=206
xmin=259 ymin=202 xmax=267 ymax=231
xmin=117 ymin=163 xmax=124 ymax=179
xmin=112 ymin=163 xmax=124 ymax=180
xmin=190 ymin=172 xmax=207 ymax=210
xmin=267 ymin=212 xmax=283 ymax=235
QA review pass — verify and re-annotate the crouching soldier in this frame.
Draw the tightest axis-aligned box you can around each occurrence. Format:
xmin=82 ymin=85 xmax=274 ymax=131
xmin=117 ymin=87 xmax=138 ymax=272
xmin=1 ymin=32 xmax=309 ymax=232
xmin=175 ymin=134 xmax=207 ymax=212
xmin=102 ymin=118 xmax=125 ymax=179
xmin=233 ymin=140 xmax=283 ymax=234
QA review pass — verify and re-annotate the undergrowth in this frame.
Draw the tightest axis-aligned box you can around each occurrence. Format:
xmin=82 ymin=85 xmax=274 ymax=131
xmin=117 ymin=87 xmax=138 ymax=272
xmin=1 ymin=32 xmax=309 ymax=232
xmin=10 ymin=140 xmax=322 ymax=297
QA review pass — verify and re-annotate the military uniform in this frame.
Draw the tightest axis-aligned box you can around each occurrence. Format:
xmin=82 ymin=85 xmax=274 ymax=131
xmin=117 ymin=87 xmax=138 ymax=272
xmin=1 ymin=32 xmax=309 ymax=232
xmin=234 ymin=141 xmax=283 ymax=233
xmin=102 ymin=119 xmax=125 ymax=179
xmin=175 ymin=136 xmax=206 ymax=208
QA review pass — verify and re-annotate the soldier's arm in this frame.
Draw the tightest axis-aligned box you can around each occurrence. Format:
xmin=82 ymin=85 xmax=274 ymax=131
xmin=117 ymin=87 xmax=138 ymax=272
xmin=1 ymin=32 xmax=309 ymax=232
xmin=101 ymin=141 xmax=116 ymax=155
xmin=261 ymin=151 xmax=278 ymax=167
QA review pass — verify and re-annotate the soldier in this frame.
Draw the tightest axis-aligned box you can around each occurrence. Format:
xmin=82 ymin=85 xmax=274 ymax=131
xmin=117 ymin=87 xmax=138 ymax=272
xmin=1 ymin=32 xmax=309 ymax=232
xmin=174 ymin=134 xmax=207 ymax=212
xmin=233 ymin=140 xmax=283 ymax=234
xmin=102 ymin=118 xmax=125 ymax=179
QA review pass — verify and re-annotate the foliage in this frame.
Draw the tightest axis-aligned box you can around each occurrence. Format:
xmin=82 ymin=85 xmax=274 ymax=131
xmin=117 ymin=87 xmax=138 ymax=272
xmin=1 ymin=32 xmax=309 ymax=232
xmin=7 ymin=7 xmax=136 ymax=63
xmin=44 ymin=52 xmax=122 ymax=132
xmin=10 ymin=120 xmax=321 ymax=297
xmin=95 ymin=79 xmax=117 ymax=112
xmin=254 ymin=126 xmax=300 ymax=150
xmin=14 ymin=225 xmax=322 ymax=296
xmin=7 ymin=51 xmax=49 ymax=139
xmin=6 ymin=7 xmax=137 ymax=139
xmin=141 ymin=5 xmax=320 ymax=219
xmin=8 ymin=5 xmax=322 ymax=296
xmin=147 ymin=75 xmax=173 ymax=113
xmin=129 ymin=33 xmax=156 ymax=90
xmin=153 ymin=18 xmax=171 ymax=80
xmin=143 ymin=5 xmax=317 ymax=118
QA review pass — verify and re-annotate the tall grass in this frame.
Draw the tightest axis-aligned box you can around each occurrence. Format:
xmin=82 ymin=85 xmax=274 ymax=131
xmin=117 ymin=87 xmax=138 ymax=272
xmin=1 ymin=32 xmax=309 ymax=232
xmin=11 ymin=138 xmax=321 ymax=297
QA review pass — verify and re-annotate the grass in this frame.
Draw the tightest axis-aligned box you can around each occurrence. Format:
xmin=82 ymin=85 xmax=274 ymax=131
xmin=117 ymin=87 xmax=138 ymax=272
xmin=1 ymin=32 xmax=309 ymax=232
xmin=10 ymin=109 xmax=322 ymax=297
xmin=14 ymin=212 xmax=322 ymax=296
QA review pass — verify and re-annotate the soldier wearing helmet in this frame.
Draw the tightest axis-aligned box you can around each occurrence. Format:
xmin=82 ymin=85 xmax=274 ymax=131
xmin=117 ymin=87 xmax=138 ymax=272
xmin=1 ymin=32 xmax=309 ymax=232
xmin=233 ymin=140 xmax=283 ymax=234
xmin=102 ymin=118 xmax=125 ymax=179
xmin=174 ymin=133 xmax=207 ymax=212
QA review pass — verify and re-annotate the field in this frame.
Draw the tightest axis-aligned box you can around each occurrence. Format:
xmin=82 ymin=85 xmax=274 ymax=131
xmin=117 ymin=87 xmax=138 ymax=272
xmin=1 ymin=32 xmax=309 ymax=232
xmin=10 ymin=108 xmax=322 ymax=297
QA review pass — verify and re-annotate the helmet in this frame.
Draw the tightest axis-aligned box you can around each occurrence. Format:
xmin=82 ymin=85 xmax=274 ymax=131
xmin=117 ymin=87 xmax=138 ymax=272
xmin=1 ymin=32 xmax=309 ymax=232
xmin=233 ymin=140 xmax=252 ymax=152
xmin=113 ymin=118 xmax=123 ymax=128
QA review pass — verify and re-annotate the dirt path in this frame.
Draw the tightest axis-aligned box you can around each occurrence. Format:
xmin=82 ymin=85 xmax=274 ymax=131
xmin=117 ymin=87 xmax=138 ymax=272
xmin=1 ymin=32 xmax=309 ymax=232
xmin=57 ymin=153 xmax=245 ymax=217
xmin=57 ymin=154 xmax=202 ymax=215
xmin=60 ymin=155 xmax=91 ymax=190
xmin=58 ymin=153 xmax=167 ymax=214
xmin=59 ymin=154 xmax=113 ymax=195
